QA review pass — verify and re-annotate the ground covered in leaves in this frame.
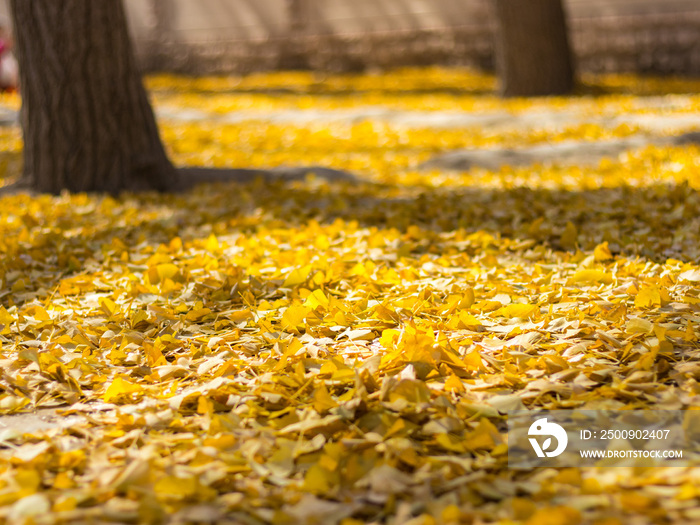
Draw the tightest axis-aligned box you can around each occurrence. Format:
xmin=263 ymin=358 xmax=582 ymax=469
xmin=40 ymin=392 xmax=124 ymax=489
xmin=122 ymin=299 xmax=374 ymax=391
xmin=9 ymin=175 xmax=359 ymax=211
xmin=2 ymin=69 xmax=700 ymax=523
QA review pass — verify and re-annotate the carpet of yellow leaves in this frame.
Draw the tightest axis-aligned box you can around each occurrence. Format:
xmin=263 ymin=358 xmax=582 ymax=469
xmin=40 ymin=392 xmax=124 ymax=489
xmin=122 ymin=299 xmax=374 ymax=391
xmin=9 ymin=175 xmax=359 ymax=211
xmin=1 ymin=68 xmax=700 ymax=523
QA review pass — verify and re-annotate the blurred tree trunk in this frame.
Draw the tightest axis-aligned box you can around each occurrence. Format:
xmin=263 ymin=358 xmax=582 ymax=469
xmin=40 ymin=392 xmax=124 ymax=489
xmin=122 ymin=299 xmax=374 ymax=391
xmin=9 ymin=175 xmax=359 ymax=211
xmin=9 ymin=0 xmax=175 ymax=194
xmin=280 ymin=0 xmax=311 ymax=69
xmin=149 ymin=0 xmax=177 ymax=72
xmin=494 ymin=0 xmax=574 ymax=97
xmin=152 ymin=0 xmax=176 ymax=44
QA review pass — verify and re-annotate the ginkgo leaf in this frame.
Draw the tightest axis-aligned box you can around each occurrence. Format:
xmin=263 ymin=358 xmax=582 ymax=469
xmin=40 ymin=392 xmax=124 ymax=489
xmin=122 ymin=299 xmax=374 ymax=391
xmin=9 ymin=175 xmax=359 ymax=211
xmin=626 ymin=318 xmax=653 ymax=334
xmin=103 ymin=376 xmax=142 ymax=403
xmin=635 ymin=285 xmax=661 ymax=308
xmin=496 ymin=304 xmax=538 ymax=319
xmin=156 ymin=263 xmax=179 ymax=281
xmin=593 ymin=241 xmax=613 ymax=261
xmin=0 ymin=306 xmax=14 ymax=325
xmin=281 ymin=305 xmax=311 ymax=331
xmin=304 ymin=289 xmax=330 ymax=309
xmin=313 ymin=384 xmax=338 ymax=413
xmin=569 ymin=269 xmax=613 ymax=284
xmin=679 ymin=269 xmax=700 ymax=282
xmin=205 ymin=234 xmax=220 ymax=252
xmin=283 ymin=266 xmax=312 ymax=287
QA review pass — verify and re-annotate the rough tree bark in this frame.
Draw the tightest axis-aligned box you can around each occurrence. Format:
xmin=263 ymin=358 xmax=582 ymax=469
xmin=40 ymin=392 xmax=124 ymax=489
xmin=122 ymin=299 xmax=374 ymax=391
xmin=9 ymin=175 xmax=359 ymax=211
xmin=494 ymin=0 xmax=574 ymax=97
xmin=10 ymin=0 xmax=176 ymax=194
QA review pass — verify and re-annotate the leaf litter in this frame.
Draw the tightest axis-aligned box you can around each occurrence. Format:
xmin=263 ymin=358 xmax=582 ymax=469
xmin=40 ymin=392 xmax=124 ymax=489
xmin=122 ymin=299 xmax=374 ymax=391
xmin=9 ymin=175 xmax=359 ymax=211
xmin=0 ymin=69 xmax=700 ymax=523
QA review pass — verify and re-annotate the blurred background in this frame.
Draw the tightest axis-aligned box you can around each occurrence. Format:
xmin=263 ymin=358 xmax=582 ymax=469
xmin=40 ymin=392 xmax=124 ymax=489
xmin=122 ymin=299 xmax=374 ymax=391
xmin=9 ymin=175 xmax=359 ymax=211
xmin=2 ymin=0 xmax=700 ymax=76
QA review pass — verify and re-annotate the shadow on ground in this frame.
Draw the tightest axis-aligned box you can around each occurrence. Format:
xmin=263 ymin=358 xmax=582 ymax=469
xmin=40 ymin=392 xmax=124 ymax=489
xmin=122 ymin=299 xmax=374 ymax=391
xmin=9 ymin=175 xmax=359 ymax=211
xmin=1 ymin=164 xmax=698 ymax=310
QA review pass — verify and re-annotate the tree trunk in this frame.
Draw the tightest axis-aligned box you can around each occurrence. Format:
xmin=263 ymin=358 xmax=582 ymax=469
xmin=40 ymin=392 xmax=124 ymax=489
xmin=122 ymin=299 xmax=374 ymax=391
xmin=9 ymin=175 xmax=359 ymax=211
xmin=9 ymin=0 xmax=176 ymax=194
xmin=279 ymin=0 xmax=311 ymax=69
xmin=152 ymin=0 xmax=176 ymax=44
xmin=494 ymin=0 xmax=574 ymax=97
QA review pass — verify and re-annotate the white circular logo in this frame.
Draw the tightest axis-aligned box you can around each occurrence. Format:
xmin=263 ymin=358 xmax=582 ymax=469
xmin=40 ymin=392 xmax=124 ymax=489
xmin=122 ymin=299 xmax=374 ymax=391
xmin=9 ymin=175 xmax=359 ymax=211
xmin=528 ymin=417 xmax=568 ymax=457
